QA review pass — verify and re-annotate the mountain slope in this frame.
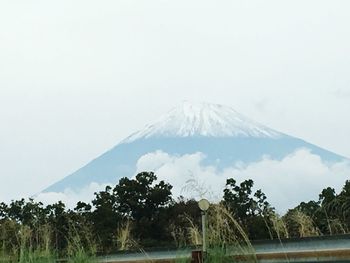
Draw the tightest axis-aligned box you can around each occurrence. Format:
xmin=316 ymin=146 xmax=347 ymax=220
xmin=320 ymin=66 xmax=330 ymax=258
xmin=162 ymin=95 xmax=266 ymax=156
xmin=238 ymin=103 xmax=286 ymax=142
xmin=43 ymin=102 xmax=346 ymax=194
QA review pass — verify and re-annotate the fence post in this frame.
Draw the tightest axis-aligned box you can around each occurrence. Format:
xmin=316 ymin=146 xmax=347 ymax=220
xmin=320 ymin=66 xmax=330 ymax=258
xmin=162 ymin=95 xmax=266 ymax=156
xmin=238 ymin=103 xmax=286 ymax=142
xmin=191 ymin=249 xmax=203 ymax=263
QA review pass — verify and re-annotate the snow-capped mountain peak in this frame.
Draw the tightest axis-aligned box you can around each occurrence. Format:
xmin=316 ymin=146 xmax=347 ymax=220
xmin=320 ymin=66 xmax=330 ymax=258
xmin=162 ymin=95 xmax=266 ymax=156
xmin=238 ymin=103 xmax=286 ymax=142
xmin=122 ymin=102 xmax=283 ymax=143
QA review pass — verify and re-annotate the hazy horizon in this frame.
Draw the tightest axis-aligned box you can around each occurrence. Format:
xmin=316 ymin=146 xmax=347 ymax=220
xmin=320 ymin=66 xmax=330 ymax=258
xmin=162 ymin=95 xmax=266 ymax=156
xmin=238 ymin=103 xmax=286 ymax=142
xmin=1 ymin=1 xmax=350 ymax=204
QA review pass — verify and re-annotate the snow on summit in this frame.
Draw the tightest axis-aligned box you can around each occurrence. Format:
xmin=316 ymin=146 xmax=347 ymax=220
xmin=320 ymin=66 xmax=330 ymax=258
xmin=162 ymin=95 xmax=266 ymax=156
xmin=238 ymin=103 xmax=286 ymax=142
xmin=122 ymin=102 xmax=283 ymax=143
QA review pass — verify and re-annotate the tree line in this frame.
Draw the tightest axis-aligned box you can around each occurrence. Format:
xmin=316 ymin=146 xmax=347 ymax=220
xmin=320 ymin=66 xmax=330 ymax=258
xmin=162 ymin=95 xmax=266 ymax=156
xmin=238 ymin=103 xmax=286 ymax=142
xmin=1 ymin=171 xmax=350 ymax=254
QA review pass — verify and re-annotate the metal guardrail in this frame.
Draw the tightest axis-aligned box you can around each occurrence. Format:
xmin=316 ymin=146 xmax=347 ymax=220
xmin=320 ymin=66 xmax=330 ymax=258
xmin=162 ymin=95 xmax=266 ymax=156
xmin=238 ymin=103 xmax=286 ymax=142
xmin=98 ymin=235 xmax=350 ymax=263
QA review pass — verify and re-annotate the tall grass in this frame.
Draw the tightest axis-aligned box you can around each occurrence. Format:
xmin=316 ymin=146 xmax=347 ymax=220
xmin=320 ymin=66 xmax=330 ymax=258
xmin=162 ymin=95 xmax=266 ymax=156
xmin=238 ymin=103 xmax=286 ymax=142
xmin=180 ymin=204 xmax=257 ymax=263
xmin=288 ymin=210 xmax=320 ymax=237
xmin=329 ymin=219 xmax=347 ymax=234
xmin=270 ymin=214 xmax=289 ymax=239
xmin=207 ymin=204 xmax=257 ymax=263
xmin=66 ymin=223 xmax=97 ymax=263
xmin=170 ymin=224 xmax=187 ymax=248
xmin=186 ymin=216 xmax=202 ymax=247
xmin=116 ymin=220 xmax=138 ymax=251
xmin=177 ymin=203 xmax=333 ymax=263
xmin=0 ymin=224 xmax=56 ymax=263
xmin=0 ymin=220 xmax=98 ymax=263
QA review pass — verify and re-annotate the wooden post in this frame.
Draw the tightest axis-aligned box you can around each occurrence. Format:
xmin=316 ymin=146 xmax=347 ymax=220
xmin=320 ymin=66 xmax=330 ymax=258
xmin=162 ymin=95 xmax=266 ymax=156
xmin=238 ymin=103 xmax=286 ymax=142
xmin=191 ymin=250 xmax=203 ymax=263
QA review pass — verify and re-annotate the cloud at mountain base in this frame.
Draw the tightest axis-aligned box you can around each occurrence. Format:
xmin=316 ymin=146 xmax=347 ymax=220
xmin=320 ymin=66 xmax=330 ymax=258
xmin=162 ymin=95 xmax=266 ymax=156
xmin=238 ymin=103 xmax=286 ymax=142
xmin=35 ymin=182 xmax=109 ymax=208
xmin=35 ymin=148 xmax=350 ymax=212
xmin=136 ymin=149 xmax=350 ymax=212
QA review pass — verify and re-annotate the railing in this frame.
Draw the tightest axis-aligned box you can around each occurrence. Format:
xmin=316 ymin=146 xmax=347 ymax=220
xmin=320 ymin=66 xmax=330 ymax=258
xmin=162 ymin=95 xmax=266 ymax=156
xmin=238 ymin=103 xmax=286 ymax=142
xmin=98 ymin=234 xmax=350 ymax=263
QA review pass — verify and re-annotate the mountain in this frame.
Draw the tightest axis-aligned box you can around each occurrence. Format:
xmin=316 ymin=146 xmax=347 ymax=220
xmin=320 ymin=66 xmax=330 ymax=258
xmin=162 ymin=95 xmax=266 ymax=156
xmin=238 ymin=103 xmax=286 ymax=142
xmin=42 ymin=102 xmax=348 ymax=210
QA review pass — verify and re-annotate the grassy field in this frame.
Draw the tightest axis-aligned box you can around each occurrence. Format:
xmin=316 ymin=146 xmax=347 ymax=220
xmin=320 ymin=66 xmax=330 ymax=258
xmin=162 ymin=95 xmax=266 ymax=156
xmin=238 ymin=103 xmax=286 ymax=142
xmin=0 ymin=202 xmax=341 ymax=263
xmin=0 ymin=223 xmax=97 ymax=263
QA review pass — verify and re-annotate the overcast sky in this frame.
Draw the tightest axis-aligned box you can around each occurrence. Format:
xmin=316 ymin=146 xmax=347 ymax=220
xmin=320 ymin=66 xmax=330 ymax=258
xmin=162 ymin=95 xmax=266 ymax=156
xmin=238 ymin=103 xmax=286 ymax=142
xmin=1 ymin=0 xmax=350 ymax=202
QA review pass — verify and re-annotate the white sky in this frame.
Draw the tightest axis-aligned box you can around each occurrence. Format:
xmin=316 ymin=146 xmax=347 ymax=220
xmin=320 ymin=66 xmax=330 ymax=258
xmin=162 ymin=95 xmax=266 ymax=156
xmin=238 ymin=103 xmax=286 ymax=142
xmin=1 ymin=0 xmax=350 ymax=202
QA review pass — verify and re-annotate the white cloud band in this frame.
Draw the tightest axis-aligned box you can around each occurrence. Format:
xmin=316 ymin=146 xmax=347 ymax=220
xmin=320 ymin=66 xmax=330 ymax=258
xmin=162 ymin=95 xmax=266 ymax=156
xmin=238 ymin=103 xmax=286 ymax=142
xmin=36 ymin=148 xmax=350 ymax=212
xmin=136 ymin=149 xmax=350 ymax=212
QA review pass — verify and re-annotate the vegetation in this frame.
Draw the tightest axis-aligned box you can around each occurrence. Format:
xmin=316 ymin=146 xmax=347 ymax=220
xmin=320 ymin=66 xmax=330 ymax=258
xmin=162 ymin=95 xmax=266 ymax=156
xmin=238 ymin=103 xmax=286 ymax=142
xmin=2 ymin=171 xmax=350 ymax=261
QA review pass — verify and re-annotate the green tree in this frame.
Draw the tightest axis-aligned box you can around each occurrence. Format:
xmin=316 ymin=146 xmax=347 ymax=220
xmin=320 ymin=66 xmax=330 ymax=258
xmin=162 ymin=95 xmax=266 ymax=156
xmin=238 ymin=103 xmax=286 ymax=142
xmin=46 ymin=201 xmax=69 ymax=250
xmin=91 ymin=186 xmax=121 ymax=252
xmin=223 ymin=178 xmax=274 ymax=239
xmin=114 ymin=172 xmax=173 ymax=246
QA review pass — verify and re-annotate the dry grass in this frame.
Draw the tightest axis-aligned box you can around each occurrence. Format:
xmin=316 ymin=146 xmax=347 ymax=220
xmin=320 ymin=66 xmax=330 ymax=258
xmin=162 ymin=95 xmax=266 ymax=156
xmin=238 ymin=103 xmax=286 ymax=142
xmin=207 ymin=204 xmax=257 ymax=262
xmin=170 ymin=224 xmax=187 ymax=248
xmin=173 ymin=203 xmax=257 ymax=262
xmin=66 ymin=223 xmax=97 ymax=263
xmin=289 ymin=210 xmax=320 ymax=237
xmin=116 ymin=220 xmax=136 ymax=251
xmin=186 ymin=216 xmax=202 ymax=247
xmin=270 ymin=214 xmax=289 ymax=239
xmin=329 ymin=219 xmax=347 ymax=235
xmin=0 ymin=223 xmax=56 ymax=263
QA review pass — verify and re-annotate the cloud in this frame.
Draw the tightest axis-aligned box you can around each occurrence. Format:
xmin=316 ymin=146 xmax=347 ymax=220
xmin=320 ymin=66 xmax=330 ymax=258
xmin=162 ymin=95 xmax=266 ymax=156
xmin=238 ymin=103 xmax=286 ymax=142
xmin=35 ymin=182 xmax=109 ymax=208
xmin=136 ymin=149 xmax=350 ymax=212
xmin=33 ymin=148 xmax=350 ymax=212
xmin=136 ymin=151 xmax=225 ymax=200
xmin=334 ymin=88 xmax=350 ymax=98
